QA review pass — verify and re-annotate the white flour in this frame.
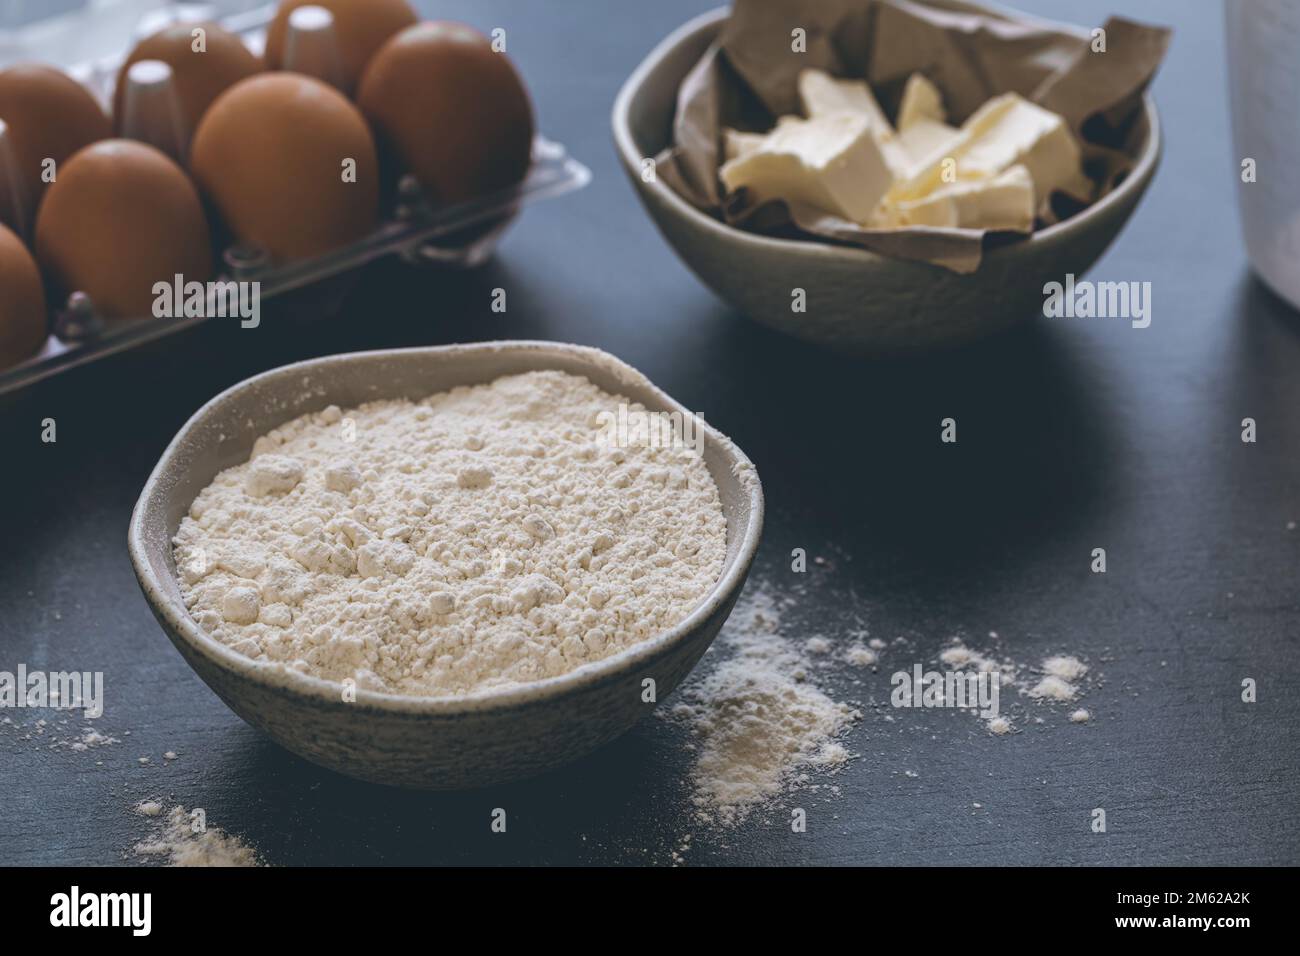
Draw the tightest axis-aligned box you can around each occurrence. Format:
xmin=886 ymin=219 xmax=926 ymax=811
xmin=133 ymin=805 xmax=260 ymax=867
xmin=174 ymin=371 xmax=727 ymax=697
xmin=1042 ymin=655 xmax=1088 ymax=681
xmin=937 ymin=641 xmax=1094 ymax=731
xmin=0 ymin=715 xmax=122 ymax=752
xmin=666 ymin=586 xmax=859 ymax=825
xmin=70 ymin=729 xmax=119 ymax=750
xmin=1028 ymin=675 xmax=1079 ymax=700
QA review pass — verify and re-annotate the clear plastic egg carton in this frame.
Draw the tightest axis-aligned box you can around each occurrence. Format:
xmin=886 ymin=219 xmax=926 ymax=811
xmin=0 ymin=2 xmax=591 ymax=396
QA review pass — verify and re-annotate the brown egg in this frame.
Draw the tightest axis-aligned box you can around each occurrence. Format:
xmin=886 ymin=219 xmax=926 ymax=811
xmin=0 ymin=222 xmax=46 ymax=369
xmin=358 ymin=22 xmax=534 ymax=205
xmin=190 ymin=73 xmax=378 ymax=263
xmin=264 ymin=0 xmax=417 ymax=93
xmin=112 ymin=21 xmax=261 ymax=141
xmin=0 ymin=118 xmax=24 ymax=234
xmin=35 ymin=140 xmax=211 ymax=320
xmin=0 ymin=64 xmax=112 ymax=231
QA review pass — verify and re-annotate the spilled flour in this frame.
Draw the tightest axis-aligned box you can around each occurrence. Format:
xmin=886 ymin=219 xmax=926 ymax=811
xmin=936 ymin=639 xmax=1095 ymax=735
xmin=1029 ymin=654 xmax=1089 ymax=701
xmin=0 ymin=715 xmax=122 ymax=753
xmin=132 ymin=805 xmax=260 ymax=867
xmin=665 ymin=585 xmax=859 ymax=825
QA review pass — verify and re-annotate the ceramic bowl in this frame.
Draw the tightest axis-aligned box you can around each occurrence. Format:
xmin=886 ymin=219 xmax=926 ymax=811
xmin=612 ymin=7 xmax=1163 ymax=352
xmin=128 ymin=341 xmax=763 ymax=789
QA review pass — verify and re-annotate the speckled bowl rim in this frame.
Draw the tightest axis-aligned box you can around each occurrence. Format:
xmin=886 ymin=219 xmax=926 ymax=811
xmin=128 ymin=341 xmax=764 ymax=717
xmin=611 ymin=6 xmax=1163 ymax=266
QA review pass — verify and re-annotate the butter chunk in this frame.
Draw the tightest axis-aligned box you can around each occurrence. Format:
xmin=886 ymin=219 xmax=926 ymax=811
xmin=887 ymin=164 xmax=1036 ymax=231
xmin=955 ymin=164 xmax=1035 ymax=230
xmin=891 ymin=93 xmax=1089 ymax=208
xmin=720 ymin=112 xmax=893 ymax=225
xmin=724 ymin=120 xmax=801 ymax=161
xmin=897 ymin=73 xmax=946 ymax=130
xmin=935 ymin=164 xmax=1034 ymax=231
xmin=899 ymin=117 xmax=959 ymax=168
xmin=871 ymin=191 xmax=958 ymax=229
xmin=800 ymin=69 xmax=891 ymax=128
xmin=797 ymin=68 xmax=910 ymax=178
xmin=957 ymin=94 xmax=1090 ymax=205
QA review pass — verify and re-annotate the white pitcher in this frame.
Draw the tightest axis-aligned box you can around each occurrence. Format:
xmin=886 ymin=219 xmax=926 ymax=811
xmin=1226 ymin=0 xmax=1300 ymax=310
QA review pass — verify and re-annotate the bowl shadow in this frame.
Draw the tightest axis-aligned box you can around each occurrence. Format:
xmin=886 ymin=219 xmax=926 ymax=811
xmin=202 ymin=717 xmax=687 ymax=865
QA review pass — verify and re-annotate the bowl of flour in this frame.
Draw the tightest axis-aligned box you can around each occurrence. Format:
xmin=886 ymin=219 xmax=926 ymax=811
xmin=128 ymin=341 xmax=763 ymax=788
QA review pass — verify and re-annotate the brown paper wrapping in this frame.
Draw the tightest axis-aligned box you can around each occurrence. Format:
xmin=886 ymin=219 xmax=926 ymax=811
xmin=656 ymin=0 xmax=1171 ymax=273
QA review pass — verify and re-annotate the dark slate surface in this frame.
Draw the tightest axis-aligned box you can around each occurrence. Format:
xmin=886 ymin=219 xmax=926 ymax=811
xmin=1 ymin=0 xmax=1297 ymax=866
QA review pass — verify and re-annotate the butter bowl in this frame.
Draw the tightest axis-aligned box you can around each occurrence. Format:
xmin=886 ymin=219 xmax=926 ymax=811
xmin=611 ymin=7 xmax=1163 ymax=352
xmin=128 ymin=341 xmax=763 ymax=789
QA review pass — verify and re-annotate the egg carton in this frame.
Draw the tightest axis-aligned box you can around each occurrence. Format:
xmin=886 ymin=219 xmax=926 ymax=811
xmin=0 ymin=3 xmax=591 ymax=396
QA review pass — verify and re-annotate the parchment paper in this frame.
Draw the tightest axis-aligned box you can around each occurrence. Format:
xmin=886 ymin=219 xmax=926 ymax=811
xmin=656 ymin=0 xmax=1170 ymax=273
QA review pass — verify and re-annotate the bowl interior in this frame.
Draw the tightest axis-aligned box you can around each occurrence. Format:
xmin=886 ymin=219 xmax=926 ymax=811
xmin=130 ymin=341 xmax=763 ymax=713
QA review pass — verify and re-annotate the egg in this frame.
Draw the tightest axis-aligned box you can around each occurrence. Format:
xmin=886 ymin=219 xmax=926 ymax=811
xmin=113 ymin=22 xmax=261 ymax=144
xmin=190 ymin=73 xmax=378 ymax=263
xmin=0 ymin=118 xmax=24 ymax=234
xmin=0 ymin=222 xmax=46 ymax=369
xmin=35 ymin=140 xmax=211 ymax=320
xmin=0 ymin=64 xmax=112 ymax=231
xmin=264 ymin=0 xmax=417 ymax=93
xmin=358 ymin=22 xmax=534 ymax=205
